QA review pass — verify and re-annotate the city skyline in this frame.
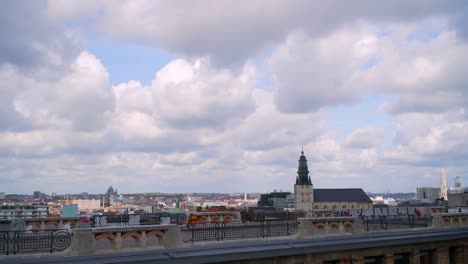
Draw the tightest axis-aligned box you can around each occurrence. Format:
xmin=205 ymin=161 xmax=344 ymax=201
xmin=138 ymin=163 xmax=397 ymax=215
xmin=1 ymin=1 xmax=468 ymax=194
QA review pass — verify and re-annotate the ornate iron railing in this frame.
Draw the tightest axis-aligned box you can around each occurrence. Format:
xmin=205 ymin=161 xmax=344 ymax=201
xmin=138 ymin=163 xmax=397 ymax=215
xmin=362 ymin=215 xmax=432 ymax=231
xmin=0 ymin=230 xmax=71 ymax=255
xmin=184 ymin=220 xmax=299 ymax=242
xmin=91 ymin=213 xmax=186 ymax=227
xmin=241 ymin=210 xmax=305 ymax=222
xmin=139 ymin=213 xmax=186 ymax=225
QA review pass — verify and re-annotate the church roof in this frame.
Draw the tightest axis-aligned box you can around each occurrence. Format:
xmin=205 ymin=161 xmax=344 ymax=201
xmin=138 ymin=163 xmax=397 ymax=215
xmin=314 ymin=188 xmax=372 ymax=203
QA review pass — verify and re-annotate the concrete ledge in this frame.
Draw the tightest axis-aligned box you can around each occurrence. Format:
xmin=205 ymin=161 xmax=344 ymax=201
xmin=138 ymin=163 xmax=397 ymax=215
xmin=431 ymin=213 xmax=468 ymax=228
xmin=70 ymin=224 xmax=183 ymax=256
xmin=5 ymin=227 xmax=468 ymax=264
xmin=298 ymin=217 xmax=362 ymax=238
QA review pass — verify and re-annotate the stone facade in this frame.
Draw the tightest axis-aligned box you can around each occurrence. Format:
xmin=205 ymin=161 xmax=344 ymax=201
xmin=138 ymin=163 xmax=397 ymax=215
xmin=448 ymin=190 xmax=468 ymax=207
xmin=294 ymin=184 xmax=314 ymax=211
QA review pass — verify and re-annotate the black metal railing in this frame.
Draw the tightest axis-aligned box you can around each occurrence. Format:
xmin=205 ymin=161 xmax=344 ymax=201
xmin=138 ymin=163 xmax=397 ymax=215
xmin=139 ymin=213 xmax=186 ymax=225
xmin=0 ymin=230 xmax=71 ymax=255
xmin=90 ymin=213 xmax=187 ymax=227
xmin=241 ymin=210 xmax=304 ymax=222
xmin=362 ymin=215 xmax=432 ymax=231
xmin=184 ymin=220 xmax=299 ymax=242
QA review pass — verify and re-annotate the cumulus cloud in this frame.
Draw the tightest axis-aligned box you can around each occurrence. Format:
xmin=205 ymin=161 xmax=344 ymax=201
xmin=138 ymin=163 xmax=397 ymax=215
xmin=361 ymin=27 xmax=468 ymax=115
xmin=270 ymin=19 xmax=468 ymax=116
xmin=384 ymin=111 xmax=468 ymax=166
xmin=2 ymin=1 xmax=468 ymax=193
xmin=45 ymin=0 xmax=468 ymax=65
xmin=0 ymin=65 xmax=32 ymax=131
xmin=270 ymin=28 xmax=376 ymax=113
xmin=13 ymin=51 xmax=114 ymax=131
xmin=151 ymin=59 xmax=256 ymax=128
xmin=229 ymin=89 xmax=326 ymax=151
xmin=0 ymin=0 xmax=80 ymax=68
xmin=345 ymin=127 xmax=385 ymax=149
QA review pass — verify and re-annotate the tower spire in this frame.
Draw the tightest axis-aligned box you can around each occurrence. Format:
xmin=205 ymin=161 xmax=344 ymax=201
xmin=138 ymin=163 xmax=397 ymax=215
xmin=296 ymin=149 xmax=311 ymax=185
xmin=440 ymin=168 xmax=447 ymax=200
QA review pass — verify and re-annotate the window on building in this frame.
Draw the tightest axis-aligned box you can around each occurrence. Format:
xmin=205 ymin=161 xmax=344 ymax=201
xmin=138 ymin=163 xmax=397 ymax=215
xmin=394 ymin=253 xmax=410 ymax=264
xmin=449 ymin=247 xmax=457 ymax=264
xmin=363 ymin=256 xmax=383 ymax=264
xmin=420 ymin=250 xmax=433 ymax=264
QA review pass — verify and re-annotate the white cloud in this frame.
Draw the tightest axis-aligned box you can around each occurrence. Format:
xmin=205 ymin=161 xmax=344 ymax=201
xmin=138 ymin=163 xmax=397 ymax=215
xmin=13 ymin=51 xmax=114 ymax=131
xmin=345 ymin=127 xmax=385 ymax=149
xmin=384 ymin=111 xmax=468 ymax=165
xmin=270 ymin=28 xmax=377 ymax=113
xmin=2 ymin=1 xmax=468 ymax=194
xmin=151 ymin=58 xmax=256 ymax=128
xmin=229 ymin=89 xmax=326 ymax=151
xmin=1 ymin=1 xmax=80 ymax=68
xmin=362 ymin=28 xmax=468 ymax=115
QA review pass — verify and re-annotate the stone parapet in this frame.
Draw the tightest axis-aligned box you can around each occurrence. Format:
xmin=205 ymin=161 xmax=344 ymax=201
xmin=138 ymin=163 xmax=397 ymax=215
xmin=22 ymin=217 xmax=81 ymax=230
xmin=5 ymin=228 xmax=467 ymax=263
xmin=431 ymin=213 xmax=468 ymax=228
xmin=70 ymin=224 xmax=183 ymax=256
xmin=297 ymin=217 xmax=362 ymax=238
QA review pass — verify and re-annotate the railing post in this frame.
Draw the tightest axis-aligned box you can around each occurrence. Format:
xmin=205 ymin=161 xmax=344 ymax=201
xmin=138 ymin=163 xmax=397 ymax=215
xmin=50 ymin=231 xmax=54 ymax=253
xmin=409 ymin=215 xmax=414 ymax=228
xmin=6 ymin=231 xmax=10 ymax=255
xmin=221 ymin=223 xmax=225 ymax=241
xmin=191 ymin=224 xmax=194 ymax=243
xmin=267 ymin=221 xmax=271 ymax=237
xmin=13 ymin=231 xmax=18 ymax=255
xmin=70 ymin=229 xmax=95 ymax=256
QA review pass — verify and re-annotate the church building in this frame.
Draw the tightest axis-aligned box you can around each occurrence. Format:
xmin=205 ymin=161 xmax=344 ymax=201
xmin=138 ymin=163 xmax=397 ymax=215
xmin=294 ymin=150 xmax=373 ymax=211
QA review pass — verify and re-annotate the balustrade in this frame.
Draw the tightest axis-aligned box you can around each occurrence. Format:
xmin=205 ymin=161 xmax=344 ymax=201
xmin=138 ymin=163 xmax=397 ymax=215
xmin=70 ymin=224 xmax=183 ymax=255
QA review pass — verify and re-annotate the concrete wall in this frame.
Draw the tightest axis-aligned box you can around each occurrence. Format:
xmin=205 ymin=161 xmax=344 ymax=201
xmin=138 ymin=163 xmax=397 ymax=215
xmin=4 ymin=228 xmax=468 ymax=264
xmin=448 ymin=192 xmax=468 ymax=207
xmin=217 ymin=242 xmax=468 ymax=264
xmin=70 ymin=224 xmax=183 ymax=256
xmin=297 ymin=217 xmax=362 ymax=238
xmin=294 ymin=185 xmax=313 ymax=211
xmin=432 ymin=213 xmax=468 ymax=228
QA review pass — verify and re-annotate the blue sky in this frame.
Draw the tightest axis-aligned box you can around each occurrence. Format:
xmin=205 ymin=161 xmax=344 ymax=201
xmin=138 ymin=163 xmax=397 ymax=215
xmin=1 ymin=1 xmax=468 ymax=194
xmin=86 ymin=38 xmax=173 ymax=86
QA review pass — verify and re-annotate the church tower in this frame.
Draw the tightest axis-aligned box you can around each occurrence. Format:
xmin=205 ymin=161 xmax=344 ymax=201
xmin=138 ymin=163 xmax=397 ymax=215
xmin=294 ymin=149 xmax=314 ymax=211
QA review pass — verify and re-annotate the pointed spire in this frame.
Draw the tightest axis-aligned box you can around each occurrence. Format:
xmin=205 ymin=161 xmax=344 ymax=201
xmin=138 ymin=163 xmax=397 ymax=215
xmin=296 ymin=149 xmax=312 ymax=185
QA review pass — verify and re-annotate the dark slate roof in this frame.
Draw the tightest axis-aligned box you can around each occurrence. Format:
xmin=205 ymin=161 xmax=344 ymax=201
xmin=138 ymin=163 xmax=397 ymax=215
xmin=314 ymin=188 xmax=372 ymax=203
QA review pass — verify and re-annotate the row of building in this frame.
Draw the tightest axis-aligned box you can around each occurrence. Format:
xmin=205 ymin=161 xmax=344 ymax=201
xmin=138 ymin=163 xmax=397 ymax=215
xmin=256 ymin=151 xmax=373 ymax=212
xmin=259 ymin=151 xmax=466 ymax=212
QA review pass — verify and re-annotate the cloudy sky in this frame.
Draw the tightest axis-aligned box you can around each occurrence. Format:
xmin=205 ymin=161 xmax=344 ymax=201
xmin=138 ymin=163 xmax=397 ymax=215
xmin=1 ymin=1 xmax=468 ymax=195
